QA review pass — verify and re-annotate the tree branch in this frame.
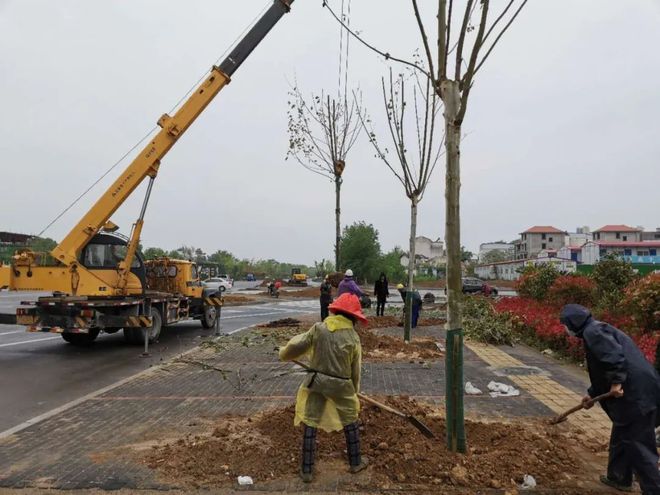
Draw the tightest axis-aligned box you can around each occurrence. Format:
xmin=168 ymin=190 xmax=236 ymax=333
xmin=412 ymin=0 xmax=437 ymax=86
xmin=474 ymin=0 xmax=529 ymax=76
xmin=457 ymin=0 xmax=490 ymax=123
xmin=454 ymin=0 xmax=473 ymax=81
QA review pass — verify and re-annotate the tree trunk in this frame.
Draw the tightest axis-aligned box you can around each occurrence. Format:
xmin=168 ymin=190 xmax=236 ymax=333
xmin=442 ymin=79 xmax=466 ymax=453
xmin=404 ymin=197 xmax=418 ymax=343
xmin=335 ymin=176 xmax=342 ymax=271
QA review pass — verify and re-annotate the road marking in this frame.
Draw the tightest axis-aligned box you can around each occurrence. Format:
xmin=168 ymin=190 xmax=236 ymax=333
xmin=0 ymin=330 xmax=26 ymax=336
xmin=0 ymin=336 xmax=60 ymax=348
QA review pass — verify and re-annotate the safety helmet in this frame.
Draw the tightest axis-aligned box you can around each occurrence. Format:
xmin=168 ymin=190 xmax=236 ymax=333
xmin=328 ymin=293 xmax=368 ymax=324
xmin=345 ymin=269 xmax=353 ymax=277
xmin=397 ymin=283 xmax=405 ymax=290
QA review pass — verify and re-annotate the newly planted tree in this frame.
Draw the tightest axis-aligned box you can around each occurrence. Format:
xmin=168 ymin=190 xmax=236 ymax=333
xmin=324 ymin=0 xmax=529 ymax=452
xmin=286 ymin=0 xmax=364 ymax=269
xmin=359 ymin=68 xmax=442 ymax=342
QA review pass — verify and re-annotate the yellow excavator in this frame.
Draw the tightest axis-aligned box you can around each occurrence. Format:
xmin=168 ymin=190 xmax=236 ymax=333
xmin=0 ymin=0 xmax=296 ymax=345
xmin=289 ymin=268 xmax=308 ymax=286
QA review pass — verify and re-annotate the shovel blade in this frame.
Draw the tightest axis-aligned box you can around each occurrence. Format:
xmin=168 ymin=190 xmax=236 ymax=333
xmin=408 ymin=415 xmax=435 ymax=439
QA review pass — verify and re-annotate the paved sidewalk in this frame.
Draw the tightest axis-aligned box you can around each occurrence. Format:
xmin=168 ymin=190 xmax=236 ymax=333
xmin=0 ymin=320 xmax=610 ymax=491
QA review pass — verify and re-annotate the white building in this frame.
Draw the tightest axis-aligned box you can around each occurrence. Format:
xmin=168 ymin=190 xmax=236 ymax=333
xmin=581 ymin=241 xmax=660 ymax=265
xmin=478 ymin=242 xmax=514 ymax=262
xmin=400 ymin=236 xmax=446 ymax=277
xmin=475 ymin=255 xmax=577 ymax=281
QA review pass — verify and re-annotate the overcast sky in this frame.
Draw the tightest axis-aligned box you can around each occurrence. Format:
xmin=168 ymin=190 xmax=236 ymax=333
xmin=1 ymin=1 xmax=659 ymax=265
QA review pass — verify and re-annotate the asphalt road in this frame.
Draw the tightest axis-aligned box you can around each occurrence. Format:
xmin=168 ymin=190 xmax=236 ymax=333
xmin=0 ymin=289 xmax=317 ymax=434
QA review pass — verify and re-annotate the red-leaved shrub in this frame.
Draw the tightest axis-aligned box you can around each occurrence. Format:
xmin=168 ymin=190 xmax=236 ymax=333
xmin=621 ymin=274 xmax=660 ymax=331
xmin=547 ymin=275 xmax=596 ymax=308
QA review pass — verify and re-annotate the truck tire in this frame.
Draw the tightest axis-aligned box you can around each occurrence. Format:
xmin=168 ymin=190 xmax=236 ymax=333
xmin=62 ymin=328 xmax=100 ymax=346
xmin=201 ymin=306 xmax=217 ymax=329
xmin=123 ymin=308 xmax=162 ymax=345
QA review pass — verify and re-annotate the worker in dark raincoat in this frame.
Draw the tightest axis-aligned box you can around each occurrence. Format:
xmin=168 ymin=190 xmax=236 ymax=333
xmin=279 ymin=293 xmax=368 ymax=482
xmin=319 ymin=275 xmax=333 ymax=320
xmin=397 ymin=283 xmax=423 ymax=328
xmin=373 ymin=272 xmax=389 ymax=316
xmin=560 ymin=304 xmax=660 ymax=494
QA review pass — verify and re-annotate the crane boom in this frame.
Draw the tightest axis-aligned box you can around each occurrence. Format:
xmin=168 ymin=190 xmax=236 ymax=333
xmin=51 ymin=0 xmax=294 ymax=268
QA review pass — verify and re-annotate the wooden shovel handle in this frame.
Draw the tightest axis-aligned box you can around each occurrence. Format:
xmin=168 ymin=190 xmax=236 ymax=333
xmin=357 ymin=393 xmax=407 ymax=418
xmin=552 ymin=391 xmax=616 ymax=423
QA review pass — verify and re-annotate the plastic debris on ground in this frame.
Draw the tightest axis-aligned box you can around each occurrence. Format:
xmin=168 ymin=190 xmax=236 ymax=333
xmin=465 ymin=382 xmax=483 ymax=395
xmin=237 ymin=476 xmax=253 ymax=485
xmin=487 ymin=381 xmax=520 ymax=397
xmin=520 ymin=474 xmax=537 ymax=489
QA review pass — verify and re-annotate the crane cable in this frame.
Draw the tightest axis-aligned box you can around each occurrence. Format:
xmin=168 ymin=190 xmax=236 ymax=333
xmin=37 ymin=0 xmax=273 ymax=238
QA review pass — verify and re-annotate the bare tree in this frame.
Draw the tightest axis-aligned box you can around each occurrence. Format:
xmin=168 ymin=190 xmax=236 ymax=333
xmin=324 ymin=0 xmax=529 ymax=452
xmin=286 ymin=0 xmax=365 ymax=270
xmin=286 ymin=88 xmax=364 ymax=269
xmin=359 ymin=68 xmax=443 ymax=342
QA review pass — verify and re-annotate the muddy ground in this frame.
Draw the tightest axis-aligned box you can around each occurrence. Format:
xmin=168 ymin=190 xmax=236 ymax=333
xmin=257 ymin=317 xmax=444 ymax=362
xmin=144 ymin=397 xmax=595 ymax=492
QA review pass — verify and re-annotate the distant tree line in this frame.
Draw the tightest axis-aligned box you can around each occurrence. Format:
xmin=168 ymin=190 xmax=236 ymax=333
xmin=141 ymin=246 xmax=315 ymax=281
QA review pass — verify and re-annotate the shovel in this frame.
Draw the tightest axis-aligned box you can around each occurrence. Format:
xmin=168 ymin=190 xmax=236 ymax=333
xmin=549 ymin=391 xmax=616 ymax=425
xmin=290 ymin=360 xmax=435 ymax=439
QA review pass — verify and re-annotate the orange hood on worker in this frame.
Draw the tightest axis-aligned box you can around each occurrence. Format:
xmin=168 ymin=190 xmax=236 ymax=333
xmin=328 ymin=293 xmax=368 ymax=324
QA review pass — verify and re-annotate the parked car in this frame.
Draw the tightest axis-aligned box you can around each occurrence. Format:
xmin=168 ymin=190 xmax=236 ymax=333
xmin=203 ymin=277 xmax=232 ymax=292
xmin=217 ymin=273 xmax=233 ymax=284
xmin=444 ymin=278 xmax=498 ymax=295
xmin=246 ymin=273 xmax=256 ymax=282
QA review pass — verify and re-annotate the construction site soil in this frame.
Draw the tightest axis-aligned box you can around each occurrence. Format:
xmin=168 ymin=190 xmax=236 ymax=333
xmin=144 ymin=398 xmax=591 ymax=492
xmin=222 ymin=294 xmax=259 ymax=306
xmin=257 ymin=317 xmax=443 ymax=361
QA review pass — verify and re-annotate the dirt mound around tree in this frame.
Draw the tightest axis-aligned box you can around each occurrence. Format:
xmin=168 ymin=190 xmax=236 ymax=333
xmin=144 ymin=398 xmax=587 ymax=491
xmin=365 ymin=315 xmax=445 ymax=329
xmin=356 ymin=326 xmax=443 ymax=361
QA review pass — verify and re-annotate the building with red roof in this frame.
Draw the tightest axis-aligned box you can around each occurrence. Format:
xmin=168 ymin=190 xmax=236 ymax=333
xmin=515 ymin=226 xmax=567 ymax=260
xmin=593 ymin=225 xmax=642 ymax=242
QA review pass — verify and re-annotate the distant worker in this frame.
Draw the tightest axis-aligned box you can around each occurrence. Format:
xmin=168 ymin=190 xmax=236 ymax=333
xmin=279 ymin=293 xmax=369 ymax=482
xmin=560 ymin=304 xmax=660 ymax=494
xmin=397 ymin=283 xmax=423 ymax=328
xmin=337 ymin=269 xmax=363 ymax=298
xmin=373 ymin=272 xmax=389 ymax=316
xmin=319 ymin=275 xmax=333 ymax=320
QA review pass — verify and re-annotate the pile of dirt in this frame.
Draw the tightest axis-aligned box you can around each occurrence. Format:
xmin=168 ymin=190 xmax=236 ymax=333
xmin=144 ymin=398 xmax=586 ymax=490
xmin=258 ymin=318 xmax=302 ymax=328
xmin=222 ymin=294 xmax=258 ymax=306
xmin=356 ymin=326 xmax=442 ymax=361
xmin=365 ymin=315 xmax=445 ymax=329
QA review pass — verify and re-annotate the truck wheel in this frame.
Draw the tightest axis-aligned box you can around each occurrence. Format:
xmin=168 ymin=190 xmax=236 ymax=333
xmin=219 ymin=286 xmax=226 ymax=293
xmin=201 ymin=306 xmax=217 ymax=329
xmin=62 ymin=329 xmax=100 ymax=346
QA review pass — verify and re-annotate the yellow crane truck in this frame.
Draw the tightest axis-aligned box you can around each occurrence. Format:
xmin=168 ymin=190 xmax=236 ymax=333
xmin=0 ymin=0 xmax=295 ymax=346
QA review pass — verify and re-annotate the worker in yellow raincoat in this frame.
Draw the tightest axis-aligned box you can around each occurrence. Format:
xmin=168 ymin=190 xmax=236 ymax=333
xmin=279 ymin=292 xmax=368 ymax=482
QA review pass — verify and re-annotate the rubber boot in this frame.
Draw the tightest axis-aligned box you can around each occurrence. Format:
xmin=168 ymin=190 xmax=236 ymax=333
xmin=300 ymin=425 xmax=316 ymax=483
xmin=344 ymin=422 xmax=369 ymax=473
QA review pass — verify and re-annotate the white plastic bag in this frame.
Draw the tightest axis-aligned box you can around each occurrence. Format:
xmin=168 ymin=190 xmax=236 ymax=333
xmin=465 ymin=382 xmax=482 ymax=395
xmin=487 ymin=381 xmax=520 ymax=397
xmin=237 ymin=476 xmax=254 ymax=486
xmin=521 ymin=474 xmax=537 ymax=489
